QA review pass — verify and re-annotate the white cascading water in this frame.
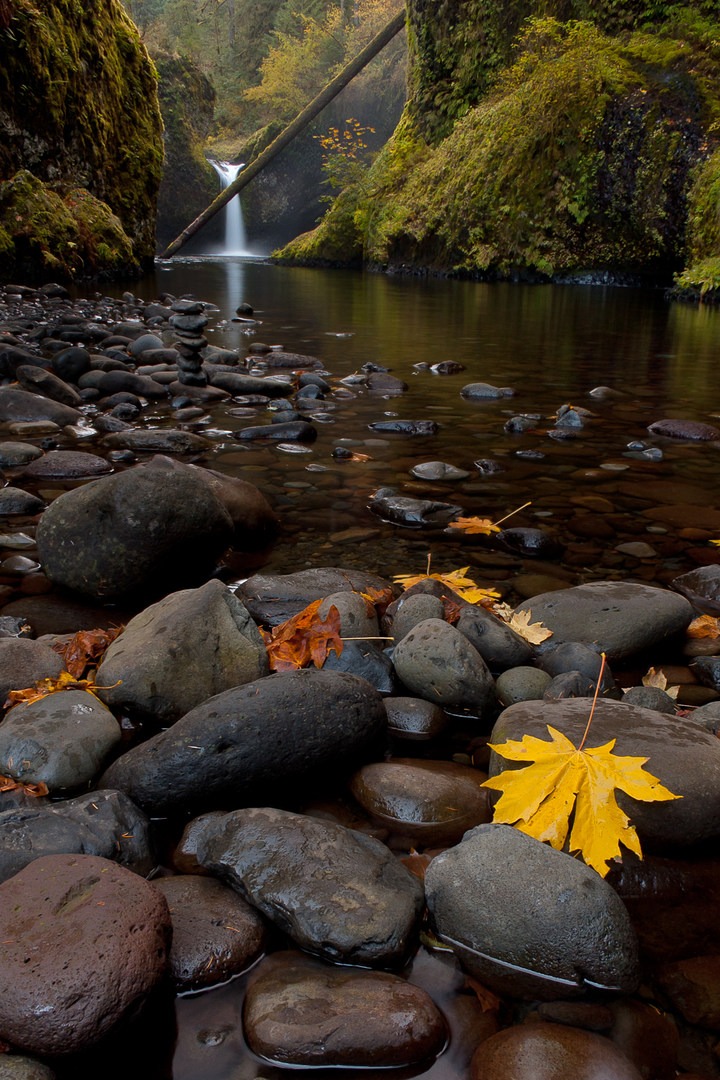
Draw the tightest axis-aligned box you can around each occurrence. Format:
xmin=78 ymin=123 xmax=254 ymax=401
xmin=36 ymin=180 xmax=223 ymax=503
xmin=209 ymin=159 xmax=249 ymax=255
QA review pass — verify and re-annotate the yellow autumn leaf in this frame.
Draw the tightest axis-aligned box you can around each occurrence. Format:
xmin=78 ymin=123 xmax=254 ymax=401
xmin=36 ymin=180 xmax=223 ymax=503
xmin=709 ymin=539 xmax=720 ymax=547
xmin=5 ymin=670 xmax=120 ymax=709
xmin=393 ymin=564 xmax=500 ymax=605
xmin=447 ymin=516 xmax=501 ymax=535
xmin=482 ymin=725 xmax=681 ymax=877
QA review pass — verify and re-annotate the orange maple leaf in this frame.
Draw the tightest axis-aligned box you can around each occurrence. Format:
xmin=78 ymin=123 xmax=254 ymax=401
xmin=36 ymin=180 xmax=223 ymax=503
xmin=687 ymin=615 xmax=720 ymax=639
xmin=0 ymin=774 xmax=48 ymax=798
xmin=264 ymin=599 xmax=344 ymax=672
xmin=54 ymin=626 xmax=123 ymax=679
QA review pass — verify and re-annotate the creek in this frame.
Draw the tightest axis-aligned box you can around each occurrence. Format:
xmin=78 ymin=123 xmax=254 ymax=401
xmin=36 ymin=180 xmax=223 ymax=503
xmin=104 ymin=256 xmax=720 ymax=599
xmin=48 ymin=256 xmax=720 ymax=1080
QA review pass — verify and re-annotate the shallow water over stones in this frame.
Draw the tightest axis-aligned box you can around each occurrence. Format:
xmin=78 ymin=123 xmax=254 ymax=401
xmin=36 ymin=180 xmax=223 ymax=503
xmin=2 ymin=264 xmax=720 ymax=1078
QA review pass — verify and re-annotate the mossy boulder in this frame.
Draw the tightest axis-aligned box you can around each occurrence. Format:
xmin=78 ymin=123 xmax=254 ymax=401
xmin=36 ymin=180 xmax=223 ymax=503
xmin=278 ymin=4 xmax=720 ymax=287
xmin=0 ymin=0 xmax=163 ymax=277
xmin=0 ymin=172 xmax=136 ymax=281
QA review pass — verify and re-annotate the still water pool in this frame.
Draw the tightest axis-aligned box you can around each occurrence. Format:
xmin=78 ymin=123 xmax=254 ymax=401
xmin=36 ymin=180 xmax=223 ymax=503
xmin=102 ymin=256 xmax=720 ymax=601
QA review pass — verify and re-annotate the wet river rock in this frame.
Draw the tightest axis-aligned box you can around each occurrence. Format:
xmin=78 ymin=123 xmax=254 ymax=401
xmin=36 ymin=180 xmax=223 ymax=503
xmin=369 ymin=487 xmax=462 ymax=527
xmin=0 ymin=789 xmax=153 ymax=884
xmin=350 ymin=758 xmax=491 ymax=847
xmin=195 ymin=807 xmax=424 ymax=966
xmin=392 ymin=618 xmax=495 ymax=717
xmin=35 ymin=456 xmax=272 ymax=601
xmin=95 ymin=579 xmax=268 ymax=725
xmin=490 ymin=698 xmax=720 ymax=848
xmin=238 ymin=566 xmax=393 ymax=625
xmin=516 ymin=580 xmax=693 ymax=661
xmin=0 ymin=853 xmax=171 ymax=1055
xmin=0 ymin=690 xmax=120 ymax=794
xmin=470 ymin=1022 xmax=643 ymax=1080
xmin=425 ymin=823 xmax=640 ymax=1000
xmin=154 ymin=875 xmax=267 ymax=993
xmin=99 ymin=669 xmax=387 ymax=816
xmin=0 ymin=638 xmax=64 ymax=702
xmin=243 ymin=951 xmax=446 ymax=1067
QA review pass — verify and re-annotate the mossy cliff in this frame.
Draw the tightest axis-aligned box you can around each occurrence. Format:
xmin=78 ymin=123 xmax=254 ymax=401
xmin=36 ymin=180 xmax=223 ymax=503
xmin=154 ymin=53 xmax=218 ymax=253
xmin=0 ymin=0 xmax=163 ymax=280
xmin=276 ymin=1 xmax=720 ymax=293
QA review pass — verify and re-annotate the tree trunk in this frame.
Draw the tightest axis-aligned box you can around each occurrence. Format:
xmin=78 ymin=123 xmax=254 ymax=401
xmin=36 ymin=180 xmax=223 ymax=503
xmin=160 ymin=6 xmax=406 ymax=258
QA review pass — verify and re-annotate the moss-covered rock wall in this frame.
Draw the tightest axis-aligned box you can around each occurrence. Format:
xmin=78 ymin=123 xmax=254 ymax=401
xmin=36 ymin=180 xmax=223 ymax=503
xmin=0 ymin=0 xmax=163 ymax=279
xmin=277 ymin=1 xmax=720 ymax=295
xmin=154 ymin=53 xmax=218 ymax=253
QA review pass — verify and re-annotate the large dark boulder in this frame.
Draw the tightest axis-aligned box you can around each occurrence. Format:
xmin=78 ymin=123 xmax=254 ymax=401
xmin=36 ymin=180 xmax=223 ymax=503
xmin=99 ymin=669 xmax=387 ymax=816
xmin=35 ymin=457 xmax=274 ymax=601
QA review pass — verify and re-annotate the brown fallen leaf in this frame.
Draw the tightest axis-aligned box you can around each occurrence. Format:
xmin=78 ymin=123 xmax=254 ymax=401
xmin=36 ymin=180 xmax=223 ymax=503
xmin=493 ymin=605 xmax=553 ymax=644
xmin=640 ymin=666 xmax=679 ymax=700
xmin=263 ymin=599 xmax=344 ymax=672
xmin=464 ymin=975 xmax=502 ymax=1012
xmin=687 ymin=614 xmax=720 ymax=639
xmin=54 ymin=625 xmax=124 ymax=679
xmin=400 ymin=849 xmax=433 ymax=882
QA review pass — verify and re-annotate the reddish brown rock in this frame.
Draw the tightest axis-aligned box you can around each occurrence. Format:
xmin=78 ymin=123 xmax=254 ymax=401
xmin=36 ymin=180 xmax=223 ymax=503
xmin=350 ymin=758 xmax=491 ymax=847
xmin=0 ymin=854 xmax=171 ymax=1055
xmin=243 ymin=951 xmax=447 ymax=1067
xmin=154 ymin=874 xmax=267 ymax=992
xmin=470 ymin=1022 xmax=643 ymax=1079
xmin=657 ymin=955 xmax=720 ymax=1030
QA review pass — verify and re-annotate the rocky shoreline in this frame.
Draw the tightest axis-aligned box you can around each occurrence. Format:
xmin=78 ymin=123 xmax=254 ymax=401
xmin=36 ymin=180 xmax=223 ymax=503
xmin=0 ymin=282 xmax=719 ymax=1079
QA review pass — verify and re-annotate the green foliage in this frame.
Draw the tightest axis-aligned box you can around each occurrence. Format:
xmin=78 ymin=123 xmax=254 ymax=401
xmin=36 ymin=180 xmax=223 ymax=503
xmin=0 ymin=170 xmax=137 ymax=281
xmin=282 ymin=13 xmax=720 ymax=282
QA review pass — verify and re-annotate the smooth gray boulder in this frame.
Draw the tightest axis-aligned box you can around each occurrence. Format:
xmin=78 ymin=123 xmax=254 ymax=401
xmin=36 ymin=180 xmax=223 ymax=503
xmin=195 ymin=807 xmax=424 ymax=967
xmin=0 ymin=387 xmax=81 ymax=426
xmin=0 ymin=854 xmax=171 ymax=1055
xmin=0 ymin=789 xmax=153 ymax=883
xmin=35 ymin=457 xmax=251 ymax=600
xmin=96 ymin=579 xmax=268 ymax=724
xmin=238 ymin=566 xmax=392 ymax=625
xmin=0 ymin=638 xmax=64 ymax=704
xmin=99 ymin=669 xmax=386 ymax=816
xmin=516 ymin=581 xmax=693 ymax=661
xmin=392 ymin=618 xmax=495 ymax=717
xmin=490 ymin=698 xmax=720 ymax=848
xmin=425 ymin=823 xmax=639 ymax=999
xmin=0 ymin=690 xmax=120 ymax=794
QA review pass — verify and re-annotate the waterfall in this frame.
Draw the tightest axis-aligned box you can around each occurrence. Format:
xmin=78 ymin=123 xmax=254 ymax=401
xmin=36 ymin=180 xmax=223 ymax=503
xmin=209 ymin=159 xmax=249 ymax=255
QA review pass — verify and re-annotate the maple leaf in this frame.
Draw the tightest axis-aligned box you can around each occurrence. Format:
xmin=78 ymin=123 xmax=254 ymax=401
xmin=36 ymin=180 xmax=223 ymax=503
xmin=447 ymin=500 xmax=532 ymax=536
xmin=493 ymin=604 xmax=553 ymax=644
xmin=264 ymin=599 xmax=344 ymax=672
xmin=394 ymin=562 xmax=500 ymax=606
xmin=687 ymin=614 xmax=720 ymax=639
xmin=4 ymin=670 xmax=120 ymax=709
xmin=482 ymin=725 xmax=681 ymax=877
xmin=0 ymin=774 xmax=48 ymax=798
xmin=639 ymin=666 xmax=679 ymax=700
xmin=54 ymin=626 xmax=123 ymax=679
xmin=448 ymin=516 xmax=502 ymax=536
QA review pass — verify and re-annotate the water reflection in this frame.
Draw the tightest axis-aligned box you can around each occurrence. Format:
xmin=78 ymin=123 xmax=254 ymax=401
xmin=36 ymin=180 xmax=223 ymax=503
xmin=111 ymin=260 xmax=720 ymax=596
